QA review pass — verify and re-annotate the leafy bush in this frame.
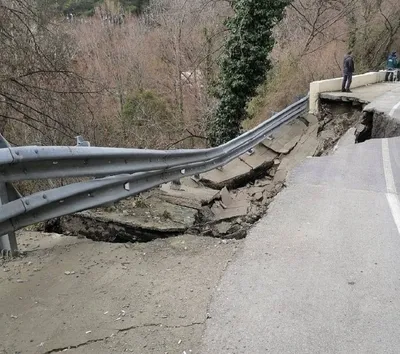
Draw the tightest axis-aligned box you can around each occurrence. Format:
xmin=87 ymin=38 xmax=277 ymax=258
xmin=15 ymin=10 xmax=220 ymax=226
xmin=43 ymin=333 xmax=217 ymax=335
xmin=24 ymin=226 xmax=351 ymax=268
xmin=207 ymin=0 xmax=289 ymax=146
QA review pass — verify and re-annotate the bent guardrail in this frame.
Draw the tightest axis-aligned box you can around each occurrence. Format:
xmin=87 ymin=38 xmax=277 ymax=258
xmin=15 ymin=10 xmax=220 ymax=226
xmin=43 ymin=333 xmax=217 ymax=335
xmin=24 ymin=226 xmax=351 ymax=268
xmin=0 ymin=95 xmax=309 ymax=255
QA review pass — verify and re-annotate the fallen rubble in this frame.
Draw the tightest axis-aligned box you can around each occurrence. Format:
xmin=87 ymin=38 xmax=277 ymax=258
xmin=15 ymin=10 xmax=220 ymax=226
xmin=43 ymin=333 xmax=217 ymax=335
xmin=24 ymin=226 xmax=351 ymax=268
xmin=44 ymin=109 xmax=360 ymax=242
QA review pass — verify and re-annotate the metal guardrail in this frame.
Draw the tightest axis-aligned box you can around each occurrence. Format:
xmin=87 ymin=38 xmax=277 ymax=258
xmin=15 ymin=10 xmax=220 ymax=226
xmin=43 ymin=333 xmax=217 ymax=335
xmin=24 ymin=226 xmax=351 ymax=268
xmin=0 ymin=95 xmax=309 ymax=255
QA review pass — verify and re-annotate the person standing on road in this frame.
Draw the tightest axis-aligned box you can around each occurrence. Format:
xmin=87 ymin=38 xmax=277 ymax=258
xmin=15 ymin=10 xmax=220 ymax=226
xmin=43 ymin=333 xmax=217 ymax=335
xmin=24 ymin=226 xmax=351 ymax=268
xmin=385 ymin=51 xmax=398 ymax=81
xmin=342 ymin=51 xmax=355 ymax=93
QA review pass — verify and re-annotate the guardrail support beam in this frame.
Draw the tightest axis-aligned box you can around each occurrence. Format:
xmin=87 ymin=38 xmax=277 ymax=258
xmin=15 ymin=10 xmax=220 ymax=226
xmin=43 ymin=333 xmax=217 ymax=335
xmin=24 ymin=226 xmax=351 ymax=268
xmin=0 ymin=182 xmax=18 ymax=257
xmin=0 ymin=97 xmax=309 ymax=236
xmin=0 ymin=134 xmax=18 ymax=256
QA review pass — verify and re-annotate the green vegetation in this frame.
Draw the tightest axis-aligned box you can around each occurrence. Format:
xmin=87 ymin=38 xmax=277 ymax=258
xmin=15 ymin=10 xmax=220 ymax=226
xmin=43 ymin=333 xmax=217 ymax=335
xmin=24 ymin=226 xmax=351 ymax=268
xmin=207 ymin=0 xmax=289 ymax=146
xmin=119 ymin=0 xmax=148 ymax=14
xmin=122 ymin=90 xmax=172 ymax=127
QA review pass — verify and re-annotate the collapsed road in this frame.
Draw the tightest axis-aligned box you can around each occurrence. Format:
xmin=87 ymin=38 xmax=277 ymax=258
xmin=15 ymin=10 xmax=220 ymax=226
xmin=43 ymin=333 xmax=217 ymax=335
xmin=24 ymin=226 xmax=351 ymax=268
xmin=201 ymin=83 xmax=400 ymax=353
xmin=44 ymin=110 xmax=361 ymax=244
xmin=2 ymin=81 xmax=400 ymax=354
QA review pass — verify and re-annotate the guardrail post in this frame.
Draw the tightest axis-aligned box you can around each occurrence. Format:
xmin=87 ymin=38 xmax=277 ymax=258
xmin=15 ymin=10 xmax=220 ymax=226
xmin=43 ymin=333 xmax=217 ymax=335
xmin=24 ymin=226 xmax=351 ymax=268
xmin=0 ymin=134 xmax=18 ymax=257
xmin=0 ymin=182 xmax=18 ymax=257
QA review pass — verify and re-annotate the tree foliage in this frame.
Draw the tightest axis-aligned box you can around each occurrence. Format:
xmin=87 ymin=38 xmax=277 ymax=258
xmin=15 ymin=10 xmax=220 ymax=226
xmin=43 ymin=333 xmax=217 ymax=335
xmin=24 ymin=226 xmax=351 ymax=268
xmin=207 ymin=0 xmax=289 ymax=146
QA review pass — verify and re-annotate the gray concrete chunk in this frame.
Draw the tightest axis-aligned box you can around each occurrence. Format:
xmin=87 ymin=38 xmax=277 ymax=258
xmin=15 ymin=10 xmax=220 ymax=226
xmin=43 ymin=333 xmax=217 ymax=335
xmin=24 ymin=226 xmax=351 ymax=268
xmin=262 ymin=119 xmax=307 ymax=154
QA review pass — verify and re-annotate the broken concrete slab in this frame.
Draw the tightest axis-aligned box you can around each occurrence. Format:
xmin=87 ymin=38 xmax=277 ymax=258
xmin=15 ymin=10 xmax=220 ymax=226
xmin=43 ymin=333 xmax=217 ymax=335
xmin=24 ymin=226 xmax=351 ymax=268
xmin=159 ymin=181 xmax=218 ymax=205
xmin=156 ymin=194 xmax=202 ymax=210
xmin=262 ymin=119 xmax=307 ymax=154
xmin=239 ymin=144 xmax=277 ymax=169
xmin=220 ymin=187 xmax=233 ymax=206
xmin=211 ymin=202 xmax=250 ymax=222
xmin=200 ymin=158 xmax=252 ymax=190
xmin=304 ymin=113 xmax=318 ymax=125
xmin=273 ymin=119 xmax=320 ymax=183
xmin=252 ymin=191 xmax=263 ymax=202
xmin=200 ymin=147 xmax=275 ymax=190
xmin=104 ymin=197 xmax=197 ymax=231
xmin=58 ymin=197 xmax=198 ymax=242
xmin=211 ymin=188 xmax=251 ymax=222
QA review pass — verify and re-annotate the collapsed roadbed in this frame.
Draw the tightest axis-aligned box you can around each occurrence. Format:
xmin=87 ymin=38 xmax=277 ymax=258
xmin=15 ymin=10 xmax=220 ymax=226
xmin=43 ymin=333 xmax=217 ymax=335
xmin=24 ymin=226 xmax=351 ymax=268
xmin=320 ymin=85 xmax=400 ymax=144
xmin=45 ymin=103 xmax=368 ymax=243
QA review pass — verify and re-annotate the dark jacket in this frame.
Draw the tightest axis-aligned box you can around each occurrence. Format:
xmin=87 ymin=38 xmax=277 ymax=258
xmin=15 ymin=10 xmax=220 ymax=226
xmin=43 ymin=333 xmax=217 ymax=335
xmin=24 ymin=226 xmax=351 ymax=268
xmin=343 ymin=54 xmax=355 ymax=74
xmin=387 ymin=53 xmax=398 ymax=69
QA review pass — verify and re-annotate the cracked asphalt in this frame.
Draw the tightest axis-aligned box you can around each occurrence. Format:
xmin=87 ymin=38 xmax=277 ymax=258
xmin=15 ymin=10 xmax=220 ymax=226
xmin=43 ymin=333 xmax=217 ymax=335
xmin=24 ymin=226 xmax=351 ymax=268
xmin=201 ymin=137 xmax=400 ymax=353
xmin=0 ymin=232 xmax=240 ymax=354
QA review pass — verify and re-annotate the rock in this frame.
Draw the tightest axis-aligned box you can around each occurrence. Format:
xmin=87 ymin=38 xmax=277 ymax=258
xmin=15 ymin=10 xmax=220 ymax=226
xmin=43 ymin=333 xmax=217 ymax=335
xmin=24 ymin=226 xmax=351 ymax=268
xmin=245 ymin=213 xmax=259 ymax=223
xmin=211 ymin=186 xmax=251 ymax=221
xmin=220 ymin=187 xmax=233 ymax=206
xmin=215 ymin=222 xmax=232 ymax=235
xmin=246 ymin=186 xmax=265 ymax=197
xmin=202 ymin=229 xmax=213 ymax=237
xmin=223 ymin=229 xmax=247 ymax=240
xmin=252 ymin=192 xmax=263 ymax=202
xmin=211 ymin=203 xmax=250 ymax=221
xmin=255 ymin=178 xmax=272 ymax=187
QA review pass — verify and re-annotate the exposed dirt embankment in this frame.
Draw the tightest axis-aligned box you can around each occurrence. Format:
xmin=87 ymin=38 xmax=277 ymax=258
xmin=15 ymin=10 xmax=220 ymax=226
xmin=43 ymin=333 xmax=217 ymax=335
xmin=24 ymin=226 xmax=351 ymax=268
xmin=319 ymin=95 xmax=400 ymax=146
xmin=359 ymin=109 xmax=400 ymax=141
xmin=318 ymin=99 xmax=365 ymax=150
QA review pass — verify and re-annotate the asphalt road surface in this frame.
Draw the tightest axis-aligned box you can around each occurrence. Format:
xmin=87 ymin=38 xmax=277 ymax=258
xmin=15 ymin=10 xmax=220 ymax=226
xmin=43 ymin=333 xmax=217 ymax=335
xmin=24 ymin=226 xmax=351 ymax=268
xmin=201 ymin=137 xmax=400 ymax=353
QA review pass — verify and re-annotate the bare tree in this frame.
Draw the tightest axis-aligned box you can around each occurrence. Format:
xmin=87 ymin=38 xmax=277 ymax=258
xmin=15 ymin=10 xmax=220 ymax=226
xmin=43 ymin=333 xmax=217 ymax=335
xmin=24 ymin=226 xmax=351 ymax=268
xmin=278 ymin=0 xmax=358 ymax=56
xmin=0 ymin=0 xmax=97 ymax=145
xmin=145 ymin=0 xmax=230 ymax=142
